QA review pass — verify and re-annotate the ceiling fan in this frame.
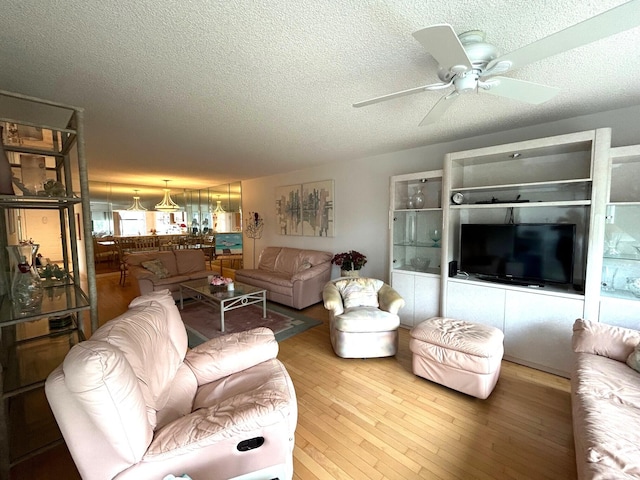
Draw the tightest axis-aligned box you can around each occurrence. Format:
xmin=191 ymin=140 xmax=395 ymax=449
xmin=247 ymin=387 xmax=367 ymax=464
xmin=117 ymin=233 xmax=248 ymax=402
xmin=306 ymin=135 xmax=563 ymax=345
xmin=353 ymin=0 xmax=640 ymax=126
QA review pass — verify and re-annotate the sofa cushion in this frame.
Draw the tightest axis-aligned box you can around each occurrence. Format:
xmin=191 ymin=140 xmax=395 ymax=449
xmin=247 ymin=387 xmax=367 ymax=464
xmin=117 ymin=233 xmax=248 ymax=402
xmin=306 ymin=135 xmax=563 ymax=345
xmin=258 ymin=247 xmax=282 ymax=272
xmin=151 ymin=274 xmax=192 ymax=288
xmin=90 ymin=294 xmax=187 ymax=429
xmin=175 ymin=249 xmax=206 ymax=275
xmin=141 ymin=259 xmax=171 ymax=279
xmin=573 ymin=352 xmax=640 ymax=477
xmin=573 ymin=318 xmax=640 ymax=362
xmin=335 ymin=278 xmax=383 ymax=309
xmin=300 ymin=249 xmax=333 ymax=267
xmin=236 ymin=269 xmax=293 ymax=288
xmin=335 ymin=307 xmax=400 ymax=333
xmin=126 ymin=251 xmax=179 ymax=277
xmin=273 ymin=248 xmax=300 ymax=276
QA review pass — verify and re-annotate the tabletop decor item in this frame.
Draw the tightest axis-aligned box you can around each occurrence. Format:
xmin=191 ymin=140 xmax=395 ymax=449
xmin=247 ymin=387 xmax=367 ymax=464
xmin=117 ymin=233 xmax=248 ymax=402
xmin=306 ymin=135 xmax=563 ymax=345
xmin=245 ymin=211 xmax=264 ymax=268
xmin=208 ymin=274 xmax=234 ymax=292
xmin=411 ymin=186 xmax=425 ymax=209
xmin=7 ymin=243 xmax=43 ymax=312
xmin=332 ymin=250 xmax=367 ymax=277
xmin=627 ymin=277 xmax=640 ymax=298
xmin=410 ymin=257 xmax=430 ymax=271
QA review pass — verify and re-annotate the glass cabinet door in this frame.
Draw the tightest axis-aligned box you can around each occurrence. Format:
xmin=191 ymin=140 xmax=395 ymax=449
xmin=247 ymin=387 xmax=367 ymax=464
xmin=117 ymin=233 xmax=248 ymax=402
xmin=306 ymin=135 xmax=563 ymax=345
xmin=390 ymin=172 xmax=442 ymax=275
xmin=601 ymin=146 xmax=640 ymax=302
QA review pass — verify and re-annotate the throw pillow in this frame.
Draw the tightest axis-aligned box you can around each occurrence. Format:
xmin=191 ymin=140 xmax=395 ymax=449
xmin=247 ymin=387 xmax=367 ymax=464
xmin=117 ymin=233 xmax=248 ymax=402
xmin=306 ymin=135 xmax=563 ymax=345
xmin=626 ymin=343 xmax=640 ymax=373
xmin=141 ymin=259 xmax=170 ymax=279
xmin=335 ymin=278 xmax=383 ymax=309
xmin=297 ymin=261 xmax=312 ymax=272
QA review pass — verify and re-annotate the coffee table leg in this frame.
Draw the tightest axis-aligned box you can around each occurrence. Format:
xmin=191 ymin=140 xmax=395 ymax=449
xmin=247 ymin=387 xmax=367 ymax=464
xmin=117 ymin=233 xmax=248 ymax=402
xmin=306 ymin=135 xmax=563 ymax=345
xmin=220 ymin=304 xmax=225 ymax=332
xmin=262 ymin=292 xmax=266 ymax=318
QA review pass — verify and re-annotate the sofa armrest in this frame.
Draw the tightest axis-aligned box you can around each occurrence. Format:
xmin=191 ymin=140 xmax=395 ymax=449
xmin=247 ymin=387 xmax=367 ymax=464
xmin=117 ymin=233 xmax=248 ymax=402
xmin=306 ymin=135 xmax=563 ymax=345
xmin=291 ymin=263 xmax=329 ymax=282
xmin=128 ymin=265 xmax=157 ymax=295
xmin=572 ymin=318 xmax=640 ymax=362
xmin=184 ymin=327 xmax=278 ymax=385
xmin=378 ymin=284 xmax=405 ymax=314
xmin=322 ymin=282 xmax=344 ymax=316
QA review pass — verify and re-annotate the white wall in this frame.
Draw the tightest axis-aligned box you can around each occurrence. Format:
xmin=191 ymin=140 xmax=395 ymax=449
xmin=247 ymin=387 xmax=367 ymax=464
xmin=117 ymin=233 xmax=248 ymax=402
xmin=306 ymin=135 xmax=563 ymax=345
xmin=241 ymin=105 xmax=640 ymax=282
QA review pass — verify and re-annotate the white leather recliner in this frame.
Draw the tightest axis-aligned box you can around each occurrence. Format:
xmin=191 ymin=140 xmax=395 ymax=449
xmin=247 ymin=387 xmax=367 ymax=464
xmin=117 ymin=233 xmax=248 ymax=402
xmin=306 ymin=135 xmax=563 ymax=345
xmin=45 ymin=290 xmax=297 ymax=480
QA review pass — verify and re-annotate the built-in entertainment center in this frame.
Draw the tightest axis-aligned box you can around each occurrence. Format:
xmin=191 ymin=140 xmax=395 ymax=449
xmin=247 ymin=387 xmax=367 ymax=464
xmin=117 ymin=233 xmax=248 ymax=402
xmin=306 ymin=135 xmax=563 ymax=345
xmin=390 ymin=129 xmax=640 ymax=377
xmin=389 ymin=128 xmax=640 ymax=376
xmin=440 ymin=129 xmax=611 ymax=377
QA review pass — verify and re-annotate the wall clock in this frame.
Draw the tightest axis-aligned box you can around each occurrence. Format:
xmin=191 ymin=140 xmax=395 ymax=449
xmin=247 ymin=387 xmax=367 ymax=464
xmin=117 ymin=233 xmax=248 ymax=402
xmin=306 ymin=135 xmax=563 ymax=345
xmin=451 ymin=192 xmax=464 ymax=205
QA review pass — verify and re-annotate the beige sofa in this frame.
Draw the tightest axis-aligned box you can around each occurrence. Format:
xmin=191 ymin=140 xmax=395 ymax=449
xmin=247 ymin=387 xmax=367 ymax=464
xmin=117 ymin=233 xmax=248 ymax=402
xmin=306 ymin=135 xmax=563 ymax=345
xmin=571 ymin=319 xmax=640 ymax=479
xmin=126 ymin=249 xmax=209 ymax=300
xmin=45 ymin=290 xmax=297 ymax=480
xmin=234 ymin=247 xmax=332 ymax=309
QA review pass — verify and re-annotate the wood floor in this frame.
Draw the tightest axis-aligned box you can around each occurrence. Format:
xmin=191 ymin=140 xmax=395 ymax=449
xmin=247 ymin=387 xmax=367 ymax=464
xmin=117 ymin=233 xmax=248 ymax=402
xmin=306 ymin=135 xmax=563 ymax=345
xmin=10 ymin=271 xmax=577 ymax=479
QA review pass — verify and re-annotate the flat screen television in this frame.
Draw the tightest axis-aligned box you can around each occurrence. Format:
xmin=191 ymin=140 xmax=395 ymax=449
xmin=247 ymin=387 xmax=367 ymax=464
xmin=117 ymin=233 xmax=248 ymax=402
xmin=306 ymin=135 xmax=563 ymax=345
xmin=459 ymin=223 xmax=576 ymax=286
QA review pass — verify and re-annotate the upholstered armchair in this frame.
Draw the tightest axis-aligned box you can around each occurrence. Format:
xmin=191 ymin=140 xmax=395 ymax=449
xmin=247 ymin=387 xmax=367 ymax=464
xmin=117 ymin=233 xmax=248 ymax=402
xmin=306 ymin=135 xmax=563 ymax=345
xmin=322 ymin=277 xmax=404 ymax=358
xmin=45 ymin=290 xmax=297 ymax=480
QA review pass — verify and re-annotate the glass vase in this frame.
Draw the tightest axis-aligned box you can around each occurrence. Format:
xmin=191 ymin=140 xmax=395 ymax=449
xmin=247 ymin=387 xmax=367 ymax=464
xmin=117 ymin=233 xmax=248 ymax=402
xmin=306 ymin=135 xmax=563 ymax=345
xmin=7 ymin=244 xmax=43 ymax=312
xmin=412 ymin=187 xmax=425 ymax=209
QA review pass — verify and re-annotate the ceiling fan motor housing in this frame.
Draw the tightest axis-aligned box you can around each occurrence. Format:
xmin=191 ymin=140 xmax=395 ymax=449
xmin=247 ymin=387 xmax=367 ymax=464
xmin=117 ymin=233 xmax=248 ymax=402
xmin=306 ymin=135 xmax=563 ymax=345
xmin=437 ymin=30 xmax=499 ymax=82
xmin=459 ymin=30 xmax=499 ymax=70
xmin=454 ymin=72 xmax=480 ymax=93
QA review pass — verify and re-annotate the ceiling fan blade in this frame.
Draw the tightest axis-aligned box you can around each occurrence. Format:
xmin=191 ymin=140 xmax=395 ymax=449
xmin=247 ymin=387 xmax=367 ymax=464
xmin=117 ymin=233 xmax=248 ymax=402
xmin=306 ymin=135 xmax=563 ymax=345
xmin=412 ymin=24 xmax=473 ymax=73
xmin=419 ymin=91 xmax=459 ymax=126
xmin=487 ymin=0 xmax=640 ymax=73
xmin=353 ymin=83 xmax=441 ymax=108
xmin=482 ymin=77 xmax=560 ymax=104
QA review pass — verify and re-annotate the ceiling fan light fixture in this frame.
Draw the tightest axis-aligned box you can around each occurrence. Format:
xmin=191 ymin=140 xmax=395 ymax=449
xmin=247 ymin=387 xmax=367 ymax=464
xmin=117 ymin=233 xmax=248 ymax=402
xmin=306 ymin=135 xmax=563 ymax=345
xmin=155 ymin=180 xmax=180 ymax=212
xmin=454 ymin=73 xmax=479 ymax=93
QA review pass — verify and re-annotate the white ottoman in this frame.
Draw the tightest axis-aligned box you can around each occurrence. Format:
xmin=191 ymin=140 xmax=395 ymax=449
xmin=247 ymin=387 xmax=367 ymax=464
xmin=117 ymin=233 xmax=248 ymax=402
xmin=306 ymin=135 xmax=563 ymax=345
xmin=410 ymin=317 xmax=504 ymax=399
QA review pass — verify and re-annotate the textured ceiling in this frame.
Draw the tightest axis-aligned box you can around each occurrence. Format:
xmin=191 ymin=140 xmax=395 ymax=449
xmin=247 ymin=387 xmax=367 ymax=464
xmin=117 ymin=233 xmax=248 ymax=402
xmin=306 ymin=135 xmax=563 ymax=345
xmin=1 ymin=0 xmax=639 ymax=189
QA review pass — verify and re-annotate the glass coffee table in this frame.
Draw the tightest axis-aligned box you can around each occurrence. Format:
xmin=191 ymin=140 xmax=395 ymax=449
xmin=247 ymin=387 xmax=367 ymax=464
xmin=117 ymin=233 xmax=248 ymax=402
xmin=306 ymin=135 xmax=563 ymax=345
xmin=179 ymin=279 xmax=266 ymax=332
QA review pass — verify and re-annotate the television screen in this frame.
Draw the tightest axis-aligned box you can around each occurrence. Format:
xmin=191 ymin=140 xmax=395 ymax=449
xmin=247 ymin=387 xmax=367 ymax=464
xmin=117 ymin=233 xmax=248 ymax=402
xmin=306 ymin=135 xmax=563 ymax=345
xmin=460 ymin=223 xmax=575 ymax=286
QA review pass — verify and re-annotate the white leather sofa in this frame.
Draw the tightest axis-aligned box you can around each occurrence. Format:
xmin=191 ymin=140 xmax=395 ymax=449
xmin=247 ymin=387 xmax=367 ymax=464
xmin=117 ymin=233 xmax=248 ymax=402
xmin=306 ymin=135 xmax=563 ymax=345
xmin=571 ymin=319 xmax=640 ymax=479
xmin=45 ymin=290 xmax=297 ymax=480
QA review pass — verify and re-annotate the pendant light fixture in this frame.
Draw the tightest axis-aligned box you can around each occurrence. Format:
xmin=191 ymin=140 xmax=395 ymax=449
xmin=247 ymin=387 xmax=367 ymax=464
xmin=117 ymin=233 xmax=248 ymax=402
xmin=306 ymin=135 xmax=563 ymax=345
xmin=213 ymin=195 xmax=226 ymax=214
xmin=127 ymin=190 xmax=147 ymax=211
xmin=155 ymin=180 xmax=180 ymax=212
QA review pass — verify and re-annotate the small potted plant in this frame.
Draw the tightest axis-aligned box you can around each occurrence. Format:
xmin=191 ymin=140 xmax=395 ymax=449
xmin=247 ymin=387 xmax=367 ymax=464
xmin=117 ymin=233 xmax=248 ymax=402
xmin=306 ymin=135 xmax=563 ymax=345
xmin=331 ymin=250 xmax=367 ymax=277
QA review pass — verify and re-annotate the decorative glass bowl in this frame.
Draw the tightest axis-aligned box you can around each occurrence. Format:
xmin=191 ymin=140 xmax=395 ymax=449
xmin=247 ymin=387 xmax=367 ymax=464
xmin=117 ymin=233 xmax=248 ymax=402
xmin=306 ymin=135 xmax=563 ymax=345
xmin=627 ymin=277 xmax=640 ymax=298
xmin=410 ymin=257 xmax=430 ymax=271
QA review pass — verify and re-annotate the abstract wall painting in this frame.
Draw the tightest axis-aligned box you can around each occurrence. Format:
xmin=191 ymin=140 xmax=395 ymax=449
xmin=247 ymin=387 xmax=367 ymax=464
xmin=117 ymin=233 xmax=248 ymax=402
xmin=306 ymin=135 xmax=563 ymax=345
xmin=301 ymin=180 xmax=334 ymax=237
xmin=276 ymin=180 xmax=334 ymax=237
xmin=275 ymin=184 xmax=302 ymax=236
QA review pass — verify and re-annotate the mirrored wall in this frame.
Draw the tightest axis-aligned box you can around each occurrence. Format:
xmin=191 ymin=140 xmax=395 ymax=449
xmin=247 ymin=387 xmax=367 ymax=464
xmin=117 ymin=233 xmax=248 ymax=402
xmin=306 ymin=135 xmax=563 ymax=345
xmin=89 ymin=181 xmax=242 ymax=237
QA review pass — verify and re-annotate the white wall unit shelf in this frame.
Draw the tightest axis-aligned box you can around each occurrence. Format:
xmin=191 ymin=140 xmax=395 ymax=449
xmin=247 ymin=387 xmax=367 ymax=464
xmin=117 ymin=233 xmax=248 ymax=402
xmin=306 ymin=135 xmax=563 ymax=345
xmin=441 ymin=129 xmax=612 ymax=377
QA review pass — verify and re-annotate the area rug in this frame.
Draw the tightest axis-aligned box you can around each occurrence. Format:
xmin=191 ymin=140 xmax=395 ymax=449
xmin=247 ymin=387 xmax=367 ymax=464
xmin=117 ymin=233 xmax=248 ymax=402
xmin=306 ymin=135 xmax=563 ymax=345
xmin=180 ymin=300 xmax=322 ymax=347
